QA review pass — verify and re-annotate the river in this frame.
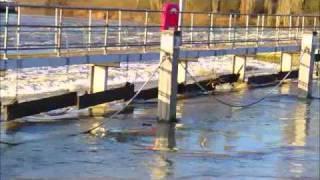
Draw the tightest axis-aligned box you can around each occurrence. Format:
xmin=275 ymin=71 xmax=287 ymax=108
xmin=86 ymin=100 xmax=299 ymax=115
xmin=0 ymin=81 xmax=319 ymax=179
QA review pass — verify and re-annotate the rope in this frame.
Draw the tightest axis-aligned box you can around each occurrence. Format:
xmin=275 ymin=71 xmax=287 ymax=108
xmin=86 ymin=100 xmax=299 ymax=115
xmin=179 ymin=54 xmax=306 ymax=108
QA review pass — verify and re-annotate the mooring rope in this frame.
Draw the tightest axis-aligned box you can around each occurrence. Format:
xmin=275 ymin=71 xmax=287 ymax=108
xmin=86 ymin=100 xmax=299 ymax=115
xmin=180 ymin=53 xmax=307 ymax=108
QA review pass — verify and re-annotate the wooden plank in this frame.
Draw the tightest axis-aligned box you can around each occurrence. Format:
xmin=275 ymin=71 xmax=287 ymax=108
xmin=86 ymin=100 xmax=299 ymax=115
xmin=248 ymin=70 xmax=299 ymax=85
xmin=78 ymin=83 xmax=134 ymax=109
xmin=3 ymin=92 xmax=77 ymax=121
xmin=248 ymin=74 xmax=277 ymax=85
xmin=278 ymin=70 xmax=299 ymax=80
xmin=136 ymin=87 xmax=158 ymax=100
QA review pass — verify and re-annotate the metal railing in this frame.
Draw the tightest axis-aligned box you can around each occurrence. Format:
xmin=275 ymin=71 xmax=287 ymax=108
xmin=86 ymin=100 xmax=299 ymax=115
xmin=1 ymin=3 xmax=319 ymax=59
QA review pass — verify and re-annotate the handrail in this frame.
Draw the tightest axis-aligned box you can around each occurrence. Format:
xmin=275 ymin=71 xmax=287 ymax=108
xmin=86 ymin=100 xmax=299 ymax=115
xmin=1 ymin=3 xmax=320 ymax=17
xmin=1 ymin=2 xmax=319 ymax=60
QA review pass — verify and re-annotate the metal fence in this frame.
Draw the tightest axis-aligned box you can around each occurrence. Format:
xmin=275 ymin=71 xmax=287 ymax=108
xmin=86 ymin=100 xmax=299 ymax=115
xmin=1 ymin=4 xmax=319 ymax=59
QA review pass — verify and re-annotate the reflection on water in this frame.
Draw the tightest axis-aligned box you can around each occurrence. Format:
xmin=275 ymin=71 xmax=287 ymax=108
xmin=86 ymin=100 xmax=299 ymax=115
xmin=284 ymin=102 xmax=309 ymax=147
xmin=153 ymin=122 xmax=176 ymax=151
xmin=150 ymin=153 xmax=174 ymax=180
xmin=279 ymin=84 xmax=310 ymax=147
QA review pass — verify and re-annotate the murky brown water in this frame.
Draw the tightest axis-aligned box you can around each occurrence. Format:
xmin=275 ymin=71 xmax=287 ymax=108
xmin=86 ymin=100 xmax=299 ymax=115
xmin=0 ymin=81 xmax=319 ymax=179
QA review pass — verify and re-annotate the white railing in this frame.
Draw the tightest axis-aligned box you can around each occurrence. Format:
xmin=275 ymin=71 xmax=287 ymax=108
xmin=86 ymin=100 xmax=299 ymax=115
xmin=0 ymin=4 xmax=319 ymax=59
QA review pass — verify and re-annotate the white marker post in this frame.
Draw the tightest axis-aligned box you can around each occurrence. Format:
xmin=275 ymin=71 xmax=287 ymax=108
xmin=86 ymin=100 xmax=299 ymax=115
xmin=158 ymin=3 xmax=181 ymax=122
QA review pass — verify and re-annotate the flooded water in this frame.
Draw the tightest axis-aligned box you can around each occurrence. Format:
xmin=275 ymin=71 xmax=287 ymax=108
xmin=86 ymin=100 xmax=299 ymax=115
xmin=0 ymin=81 xmax=319 ymax=179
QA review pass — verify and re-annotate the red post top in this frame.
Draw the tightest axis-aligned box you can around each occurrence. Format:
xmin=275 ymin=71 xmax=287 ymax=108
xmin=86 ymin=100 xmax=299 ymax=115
xmin=161 ymin=3 xmax=179 ymax=31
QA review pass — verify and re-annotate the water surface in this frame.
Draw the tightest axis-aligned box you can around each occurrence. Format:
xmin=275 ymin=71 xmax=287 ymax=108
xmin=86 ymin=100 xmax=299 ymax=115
xmin=0 ymin=82 xmax=319 ymax=179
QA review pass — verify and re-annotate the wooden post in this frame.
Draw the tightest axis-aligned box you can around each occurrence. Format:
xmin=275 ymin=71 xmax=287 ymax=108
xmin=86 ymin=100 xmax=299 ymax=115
xmin=233 ymin=55 xmax=247 ymax=82
xmin=153 ymin=122 xmax=176 ymax=150
xmin=158 ymin=30 xmax=181 ymax=122
xmin=280 ymin=52 xmax=293 ymax=72
xmin=89 ymin=62 xmax=120 ymax=116
xmin=178 ymin=61 xmax=187 ymax=84
xmin=178 ymin=58 xmax=197 ymax=84
xmin=298 ymin=32 xmax=317 ymax=98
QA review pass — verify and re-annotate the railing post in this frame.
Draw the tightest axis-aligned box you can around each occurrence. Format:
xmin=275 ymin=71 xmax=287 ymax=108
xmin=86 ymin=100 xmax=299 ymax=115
xmin=245 ymin=15 xmax=249 ymax=45
xmin=289 ymin=15 xmax=292 ymax=39
xmin=314 ymin=17 xmax=317 ymax=31
xmin=261 ymin=14 xmax=265 ymax=43
xmin=210 ymin=13 xmax=216 ymax=45
xmin=104 ymin=11 xmax=109 ymax=54
xmin=256 ymin=15 xmax=260 ymax=46
xmin=295 ymin=16 xmax=300 ymax=41
xmin=3 ymin=6 xmax=9 ymax=59
xmin=57 ymin=8 xmax=63 ymax=56
xmin=144 ymin=11 xmax=149 ymax=52
xmin=233 ymin=20 xmax=236 ymax=47
xmin=54 ymin=8 xmax=58 ymax=53
xmin=88 ymin=9 xmax=92 ymax=52
xmin=16 ymin=6 xmax=21 ymax=50
xmin=228 ymin=14 xmax=233 ymax=44
xmin=118 ymin=10 xmax=122 ymax=49
xmin=301 ymin=16 xmax=305 ymax=34
xmin=208 ymin=13 xmax=213 ymax=48
xmin=190 ymin=13 xmax=194 ymax=46
xmin=276 ymin=15 xmax=280 ymax=47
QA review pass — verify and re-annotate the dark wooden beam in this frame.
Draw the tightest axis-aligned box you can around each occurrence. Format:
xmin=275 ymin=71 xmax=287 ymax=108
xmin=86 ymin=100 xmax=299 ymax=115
xmin=135 ymin=74 xmax=240 ymax=100
xmin=248 ymin=70 xmax=299 ymax=86
xmin=3 ymin=92 xmax=77 ymax=121
xmin=77 ymin=83 xmax=134 ymax=109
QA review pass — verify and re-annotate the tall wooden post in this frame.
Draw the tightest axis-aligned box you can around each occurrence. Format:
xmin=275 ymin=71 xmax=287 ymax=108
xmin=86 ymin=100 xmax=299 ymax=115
xmin=158 ymin=30 xmax=181 ymax=122
xmin=298 ymin=32 xmax=317 ymax=98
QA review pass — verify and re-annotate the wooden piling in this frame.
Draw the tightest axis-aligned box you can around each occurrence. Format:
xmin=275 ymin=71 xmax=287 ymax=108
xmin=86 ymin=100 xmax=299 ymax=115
xmin=298 ymin=32 xmax=317 ymax=98
xmin=158 ymin=30 xmax=181 ymax=122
